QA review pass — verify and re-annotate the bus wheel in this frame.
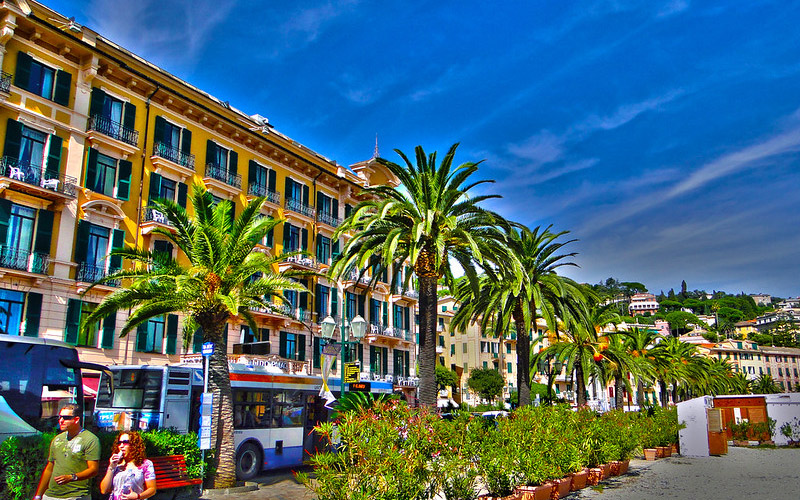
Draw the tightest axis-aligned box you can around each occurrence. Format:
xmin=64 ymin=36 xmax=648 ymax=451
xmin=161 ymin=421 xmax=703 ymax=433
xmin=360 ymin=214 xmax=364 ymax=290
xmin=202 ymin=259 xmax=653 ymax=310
xmin=236 ymin=442 xmax=262 ymax=480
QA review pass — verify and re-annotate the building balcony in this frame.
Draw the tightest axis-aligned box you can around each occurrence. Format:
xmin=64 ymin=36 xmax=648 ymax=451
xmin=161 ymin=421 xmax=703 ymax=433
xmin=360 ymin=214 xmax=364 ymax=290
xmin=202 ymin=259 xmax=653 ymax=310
xmin=0 ymin=245 xmax=49 ymax=274
xmin=317 ymin=211 xmax=341 ymax=228
xmin=285 ymin=197 xmax=314 ymax=218
xmin=87 ymin=115 xmax=139 ymax=148
xmin=247 ymin=183 xmax=281 ymax=205
xmin=152 ymin=141 xmax=195 ymax=173
xmin=204 ymin=163 xmax=241 ymax=196
xmin=342 ymin=268 xmax=372 ymax=289
xmin=391 ymin=287 xmax=419 ymax=304
xmin=140 ymin=207 xmax=174 ymax=234
xmin=366 ymin=322 xmax=414 ymax=346
xmin=277 ymin=254 xmax=319 ymax=273
xmin=0 ymin=157 xmax=78 ymax=199
xmin=76 ymin=263 xmax=119 ymax=287
xmin=0 ymin=72 xmax=11 ymax=95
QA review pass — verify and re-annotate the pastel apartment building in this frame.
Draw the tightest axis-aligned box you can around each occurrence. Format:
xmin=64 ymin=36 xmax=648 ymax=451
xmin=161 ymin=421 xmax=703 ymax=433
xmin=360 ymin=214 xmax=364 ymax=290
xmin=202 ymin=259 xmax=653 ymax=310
xmin=628 ymin=292 xmax=659 ymax=316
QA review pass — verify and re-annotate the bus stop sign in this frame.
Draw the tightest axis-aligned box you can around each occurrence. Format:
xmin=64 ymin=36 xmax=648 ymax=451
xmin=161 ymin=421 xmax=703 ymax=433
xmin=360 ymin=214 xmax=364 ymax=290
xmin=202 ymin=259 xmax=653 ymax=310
xmin=202 ymin=342 xmax=214 ymax=357
xmin=343 ymin=362 xmax=360 ymax=384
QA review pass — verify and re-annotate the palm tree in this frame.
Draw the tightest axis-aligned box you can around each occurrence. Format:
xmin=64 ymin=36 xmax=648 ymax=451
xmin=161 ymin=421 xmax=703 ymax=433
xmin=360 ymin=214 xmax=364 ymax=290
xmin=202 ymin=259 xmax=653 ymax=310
xmin=330 ymin=144 xmax=510 ymax=406
xmin=82 ymin=184 xmax=306 ymax=487
xmin=649 ymin=337 xmax=701 ymax=406
xmin=752 ymin=373 xmax=782 ymax=394
xmin=601 ymin=332 xmax=640 ymax=409
xmin=622 ymin=327 xmax=660 ymax=407
xmin=451 ymin=225 xmax=585 ymax=406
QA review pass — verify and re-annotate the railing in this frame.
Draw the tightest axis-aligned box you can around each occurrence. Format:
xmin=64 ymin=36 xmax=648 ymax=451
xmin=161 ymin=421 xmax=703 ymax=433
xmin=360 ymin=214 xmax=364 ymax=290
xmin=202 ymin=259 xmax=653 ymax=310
xmin=347 ymin=269 xmax=371 ymax=285
xmin=152 ymin=141 xmax=195 ymax=169
xmin=0 ymin=72 xmax=12 ymax=93
xmin=404 ymin=289 xmax=419 ymax=299
xmin=143 ymin=207 xmax=172 ymax=225
xmin=0 ymin=156 xmax=78 ymax=197
xmin=0 ymin=245 xmax=49 ymax=274
xmin=181 ymin=353 xmax=310 ymax=374
xmin=285 ymin=197 xmax=315 ymax=218
xmin=204 ymin=163 xmax=242 ymax=189
xmin=76 ymin=262 xmax=119 ymax=287
xmin=247 ymin=183 xmax=281 ymax=204
xmin=284 ymin=254 xmax=318 ymax=269
xmin=317 ymin=211 xmax=341 ymax=228
xmin=367 ymin=323 xmax=413 ymax=342
xmin=87 ymin=115 xmax=139 ymax=147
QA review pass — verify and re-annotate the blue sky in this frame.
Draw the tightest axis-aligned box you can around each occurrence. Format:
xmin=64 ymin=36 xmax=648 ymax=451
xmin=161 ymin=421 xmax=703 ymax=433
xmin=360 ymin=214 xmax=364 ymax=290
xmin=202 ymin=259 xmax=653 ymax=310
xmin=48 ymin=0 xmax=800 ymax=297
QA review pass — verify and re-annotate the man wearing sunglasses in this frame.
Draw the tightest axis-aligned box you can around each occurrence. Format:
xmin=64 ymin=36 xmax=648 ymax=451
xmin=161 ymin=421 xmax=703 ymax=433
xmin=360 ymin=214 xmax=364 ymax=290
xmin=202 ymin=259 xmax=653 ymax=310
xmin=33 ymin=403 xmax=100 ymax=500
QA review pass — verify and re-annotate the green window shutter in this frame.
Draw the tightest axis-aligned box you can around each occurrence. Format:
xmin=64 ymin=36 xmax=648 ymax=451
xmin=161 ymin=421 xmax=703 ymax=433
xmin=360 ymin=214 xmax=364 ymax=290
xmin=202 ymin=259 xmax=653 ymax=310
xmin=165 ymin=314 xmax=178 ymax=354
xmin=357 ymin=294 xmax=365 ymax=318
xmin=109 ymin=228 xmax=125 ymax=272
xmin=101 ymin=312 xmax=116 ymax=349
xmin=3 ymin=118 xmax=23 ymax=159
xmin=300 ymin=288 xmax=308 ymax=311
xmin=248 ymin=160 xmax=257 ymax=187
xmin=344 ymin=204 xmax=352 ymax=219
xmin=74 ymin=220 xmax=90 ymax=265
xmin=370 ymin=346 xmax=376 ymax=372
xmin=153 ymin=116 xmax=165 ymax=144
xmin=265 ymin=217 xmax=274 ymax=247
xmin=404 ymin=351 xmax=410 ymax=377
xmin=46 ymin=134 xmax=62 ymax=179
xmin=282 ymin=222 xmax=292 ymax=250
xmin=404 ymin=307 xmax=410 ymax=330
xmin=268 ymin=169 xmax=276 ymax=192
xmin=180 ymin=128 xmax=191 ymax=156
xmin=148 ymin=172 xmax=162 ymax=203
xmin=117 ymin=159 xmax=132 ymax=200
xmin=0 ymin=199 xmax=10 ymax=244
xmin=298 ymin=334 xmax=306 ymax=361
xmin=14 ymin=52 xmax=32 ymax=91
xmin=85 ymin=148 xmax=98 ymax=190
xmin=89 ymin=87 xmax=105 ymax=119
xmin=136 ymin=322 xmax=148 ymax=352
xmin=205 ymin=140 xmax=216 ymax=167
xmin=279 ymin=331 xmax=288 ymax=358
xmin=123 ymin=102 xmax=136 ymax=132
xmin=316 ymin=191 xmax=323 ymax=215
xmin=229 ymin=150 xmax=238 ymax=175
xmin=53 ymin=70 xmax=71 ymax=106
xmin=177 ymin=183 xmax=188 ymax=208
xmin=358 ymin=343 xmax=364 ymax=364
xmin=332 ymin=239 xmax=340 ymax=259
xmin=331 ymin=288 xmax=338 ymax=316
xmin=24 ymin=292 xmax=42 ymax=337
xmin=382 ymin=301 xmax=388 ymax=326
xmin=34 ymin=209 xmax=54 ymax=255
xmin=314 ymin=284 xmax=322 ymax=314
xmin=313 ymin=337 xmax=321 ymax=369
xmin=285 ymin=177 xmax=293 ymax=200
xmin=193 ymin=329 xmax=203 ymax=353
xmin=302 ymin=184 xmax=309 ymax=206
xmin=64 ymin=298 xmax=81 ymax=344
xmin=382 ymin=347 xmax=388 ymax=374
xmin=301 ymin=228 xmax=308 ymax=251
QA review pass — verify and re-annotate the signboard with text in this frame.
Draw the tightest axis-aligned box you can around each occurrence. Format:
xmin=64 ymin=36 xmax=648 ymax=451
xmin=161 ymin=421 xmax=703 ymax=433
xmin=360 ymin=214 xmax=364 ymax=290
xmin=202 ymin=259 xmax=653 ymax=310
xmin=198 ymin=392 xmax=213 ymax=450
xmin=349 ymin=382 xmax=371 ymax=392
xmin=343 ymin=362 xmax=360 ymax=384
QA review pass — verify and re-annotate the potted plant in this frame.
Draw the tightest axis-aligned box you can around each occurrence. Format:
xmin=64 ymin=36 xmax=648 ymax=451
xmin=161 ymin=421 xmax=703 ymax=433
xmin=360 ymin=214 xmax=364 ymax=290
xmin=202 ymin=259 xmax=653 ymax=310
xmin=729 ymin=420 xmax=751 ymax=446
xmin=570 ymin=469 xmax=589 ymax=491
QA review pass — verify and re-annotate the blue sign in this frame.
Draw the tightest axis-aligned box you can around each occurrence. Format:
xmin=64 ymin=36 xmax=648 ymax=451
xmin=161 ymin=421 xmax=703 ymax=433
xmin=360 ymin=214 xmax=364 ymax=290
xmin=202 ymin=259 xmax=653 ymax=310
xmin=202 ymin=342 xmax=214 ymax=356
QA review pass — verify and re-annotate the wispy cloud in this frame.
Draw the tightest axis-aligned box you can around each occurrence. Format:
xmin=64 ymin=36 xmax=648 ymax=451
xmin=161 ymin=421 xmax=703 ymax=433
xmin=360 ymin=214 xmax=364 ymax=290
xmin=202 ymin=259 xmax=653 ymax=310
xmin=263 ymin=0 xmax=361 ymax=59
xmin=507 ymin=130 xmax=567 ymax=165
xmin=657 ymin=0 xmax=690 ymax=18
xmin=575 ymin=89 xmax=684 ymax=133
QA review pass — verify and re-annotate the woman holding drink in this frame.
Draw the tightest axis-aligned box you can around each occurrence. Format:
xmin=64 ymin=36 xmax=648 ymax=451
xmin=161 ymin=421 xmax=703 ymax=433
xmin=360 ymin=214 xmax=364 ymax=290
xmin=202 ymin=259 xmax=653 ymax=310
xmin=99 ymin=432 xmax=157 ymax=500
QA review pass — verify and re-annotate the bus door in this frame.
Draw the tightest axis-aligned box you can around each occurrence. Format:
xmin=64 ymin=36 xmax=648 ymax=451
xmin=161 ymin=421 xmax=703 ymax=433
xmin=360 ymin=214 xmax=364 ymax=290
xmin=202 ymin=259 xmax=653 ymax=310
xmin=303 ymin=393 xmax=328 ymax=456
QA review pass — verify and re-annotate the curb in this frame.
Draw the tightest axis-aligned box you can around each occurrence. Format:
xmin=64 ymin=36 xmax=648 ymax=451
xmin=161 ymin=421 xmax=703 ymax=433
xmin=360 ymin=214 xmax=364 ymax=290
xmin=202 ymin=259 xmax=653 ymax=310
xmin=199 ymin=483 xmax=260 ymax=497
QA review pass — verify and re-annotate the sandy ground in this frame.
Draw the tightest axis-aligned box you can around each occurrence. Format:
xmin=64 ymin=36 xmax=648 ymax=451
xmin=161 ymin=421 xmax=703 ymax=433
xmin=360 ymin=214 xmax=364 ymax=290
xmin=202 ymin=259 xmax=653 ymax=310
xmin=201 ymin=446 xmax=800 ymax=500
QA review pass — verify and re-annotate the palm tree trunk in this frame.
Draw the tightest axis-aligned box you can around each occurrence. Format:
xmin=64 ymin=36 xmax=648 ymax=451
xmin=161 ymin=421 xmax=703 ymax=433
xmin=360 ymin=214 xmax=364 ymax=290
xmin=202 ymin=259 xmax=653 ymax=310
xmin=614 ymin=376 xmax=624 ymax=409
xmin=659 ymin=379 xmax=669 ymax=408
xmin=636 ymin=379 xmax=645 ymax=407
xmin=575 ymin=357 xmax=587 ymax=406
xmin=512 ymin=303 xmax=531 ymax=406
xmin=202 ymin=317 xmax=236 ymax=488
xmin=417 ymin=274 xmax=439 ymax=407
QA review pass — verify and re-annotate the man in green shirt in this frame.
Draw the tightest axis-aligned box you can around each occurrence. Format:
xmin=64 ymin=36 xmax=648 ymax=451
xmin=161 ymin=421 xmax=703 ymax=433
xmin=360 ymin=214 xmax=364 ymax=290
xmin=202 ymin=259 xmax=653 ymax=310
xmin=33 ymin=403 xmax=100 ymax=500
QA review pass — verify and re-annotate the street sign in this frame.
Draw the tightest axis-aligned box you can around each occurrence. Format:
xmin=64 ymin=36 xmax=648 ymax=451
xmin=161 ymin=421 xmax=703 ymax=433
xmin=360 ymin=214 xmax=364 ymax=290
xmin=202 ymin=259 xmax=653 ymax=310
xmin=343 ymin=362 xmax=360 ymax=384
xmin=322 ymin=343 xmax=341 ymax=356
xmin=349 ymin=382 xmax=371 ymax=392
xmin=198 ymin=392 xmax=213 ymax=450
xmin=202 ymin=342 xmax=214 ymax=356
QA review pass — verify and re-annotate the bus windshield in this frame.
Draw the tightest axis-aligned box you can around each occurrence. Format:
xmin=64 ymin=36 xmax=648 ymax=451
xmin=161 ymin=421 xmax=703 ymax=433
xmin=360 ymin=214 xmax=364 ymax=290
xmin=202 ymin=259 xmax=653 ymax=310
xmin=0 ymin=338 xmax=82 ymax=434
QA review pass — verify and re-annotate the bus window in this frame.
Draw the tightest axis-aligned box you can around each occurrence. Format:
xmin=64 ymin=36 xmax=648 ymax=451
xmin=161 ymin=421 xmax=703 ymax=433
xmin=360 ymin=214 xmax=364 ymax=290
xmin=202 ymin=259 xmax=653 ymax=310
xmin=272 ymin=390 xmax=303 ymax=427
xmin=233 ymin=390 xmax=271 ymax=429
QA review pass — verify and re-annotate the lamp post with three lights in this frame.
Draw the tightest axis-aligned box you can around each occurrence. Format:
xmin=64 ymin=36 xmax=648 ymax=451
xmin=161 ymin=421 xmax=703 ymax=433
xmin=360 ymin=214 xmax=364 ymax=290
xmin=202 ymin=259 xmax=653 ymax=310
xmin=320 ymin=313 xmax=367 ymax=396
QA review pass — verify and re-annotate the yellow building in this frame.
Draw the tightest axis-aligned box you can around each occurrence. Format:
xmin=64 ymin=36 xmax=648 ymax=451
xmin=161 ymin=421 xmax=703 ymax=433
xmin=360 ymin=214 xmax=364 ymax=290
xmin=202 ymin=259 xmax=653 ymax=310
xmin=0 ymin=0 xmax=417 ymax=396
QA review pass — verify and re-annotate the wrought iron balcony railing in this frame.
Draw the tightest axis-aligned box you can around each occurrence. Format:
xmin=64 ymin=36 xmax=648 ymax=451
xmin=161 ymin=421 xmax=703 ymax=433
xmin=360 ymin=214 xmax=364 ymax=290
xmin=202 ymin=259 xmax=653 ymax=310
xmin=0 ymin=245 xmax=49 ymax=274
xmin=76 ymin=263 xmax=120 ymax=287
xmin=0 ymin=72 xmax=12 ymax=93
xmin=317 ymin=211 xmax=341 ymax=228
xmin=205 ymin=163 xmax=241 ymax=189
xmin=0 ymin=156 xmax=77 ymax=197
xmin=247 ymin=183 xmax=281 ymax=204
xmin=285 ymin=197 xmax=315 ymax=218
xmin=87 ymin=115 xmax=139 ymax=147
xmin=143 ymin=207 xmax=172 ymax=226
xmin=152 ymin=141 xmax=195 ymax=169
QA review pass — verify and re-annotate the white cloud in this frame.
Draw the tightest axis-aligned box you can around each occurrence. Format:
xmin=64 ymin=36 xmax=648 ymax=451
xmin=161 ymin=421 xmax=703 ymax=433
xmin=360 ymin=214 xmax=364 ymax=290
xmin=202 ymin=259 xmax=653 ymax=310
xmin=507 ymin=130 xmax=566 ymax=165
xmin=657 ymin=0 xmax=690 ymax=18
xmin=576 ymin=90 xmax=684 ymax=133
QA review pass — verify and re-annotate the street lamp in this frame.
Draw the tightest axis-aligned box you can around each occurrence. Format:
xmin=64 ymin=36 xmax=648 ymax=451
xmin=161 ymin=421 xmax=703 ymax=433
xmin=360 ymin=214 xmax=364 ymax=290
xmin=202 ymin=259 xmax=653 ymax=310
xmin=322 ymin=313 xmax=366 ymax=396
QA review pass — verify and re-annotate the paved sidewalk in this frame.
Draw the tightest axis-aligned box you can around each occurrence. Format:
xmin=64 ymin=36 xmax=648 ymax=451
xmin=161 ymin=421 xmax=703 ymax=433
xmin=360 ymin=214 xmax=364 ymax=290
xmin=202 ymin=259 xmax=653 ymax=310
xmin=200 ymin=468 xmax=314 ymax=500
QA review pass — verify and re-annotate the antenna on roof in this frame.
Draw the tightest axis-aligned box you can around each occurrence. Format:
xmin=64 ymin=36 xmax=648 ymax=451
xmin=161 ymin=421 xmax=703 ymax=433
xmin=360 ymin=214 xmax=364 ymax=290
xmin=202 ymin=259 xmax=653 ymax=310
xmin=49 ymin=16 xmax=82 ymax=34
xmin=373 ymin=134 xmax=379 ymax=159
xmin=248 ymin=114 xmax=271 ymax=134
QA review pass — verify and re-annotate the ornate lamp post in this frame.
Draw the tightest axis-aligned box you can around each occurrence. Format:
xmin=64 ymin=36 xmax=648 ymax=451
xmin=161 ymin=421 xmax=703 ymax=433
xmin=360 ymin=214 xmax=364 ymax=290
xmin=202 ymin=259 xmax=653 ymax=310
xmin=321 ymin=313 xmax=367 ymax=396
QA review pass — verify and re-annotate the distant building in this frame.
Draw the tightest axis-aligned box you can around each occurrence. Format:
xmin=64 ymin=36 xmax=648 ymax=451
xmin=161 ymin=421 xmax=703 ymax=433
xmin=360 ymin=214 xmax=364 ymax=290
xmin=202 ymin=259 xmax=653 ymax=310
xmin=734 ymin=320 xmax=758 ymax=338
xmin=750 ymin=294 xmax=772 ymax=307
xmin=778 ymin=297 xmax=799 ymax=310
xmin=628 ymin=293 xmax=659 ymax=316
xmin=759 ymin=346 xmax=800 ymax=392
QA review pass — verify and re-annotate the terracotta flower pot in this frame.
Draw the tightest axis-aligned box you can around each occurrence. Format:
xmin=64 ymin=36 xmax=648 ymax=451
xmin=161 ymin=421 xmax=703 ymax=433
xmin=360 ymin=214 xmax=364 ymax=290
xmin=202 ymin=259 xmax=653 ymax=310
xmin=534 ymin=483 xmax=554 ymax=500
xmin=655 ymin=446 xmax=666 ymax=458
xmin=600 ymin=463 xmax=611 ymax=479
xmin=671 ymin=443 xmax=679 ymax=455
xmin=620 ymin=459 xmax=630 ymax=475
xmin=514 ymin=486 xmax=536 ymax=500
xmin=587 ymin=468 xmax=603 ymax=486
xmin=556 ymin=477 xmax=572 ymax=498
xmin=663 ymin=445 xmax=672 ymax=457
xmin=570 ymin=469 xmax=589 ymax=491
xmin=609 ymin=461 xmax=621 ymax=476
xmin=644 ymin=448 xmax=658 ymax=461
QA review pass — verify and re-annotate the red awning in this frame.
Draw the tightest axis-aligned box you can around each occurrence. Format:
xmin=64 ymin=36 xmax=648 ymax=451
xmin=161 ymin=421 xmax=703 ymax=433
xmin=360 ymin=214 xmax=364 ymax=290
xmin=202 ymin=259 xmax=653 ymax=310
xmin=83 ymin=375 xmax=100 ymax=398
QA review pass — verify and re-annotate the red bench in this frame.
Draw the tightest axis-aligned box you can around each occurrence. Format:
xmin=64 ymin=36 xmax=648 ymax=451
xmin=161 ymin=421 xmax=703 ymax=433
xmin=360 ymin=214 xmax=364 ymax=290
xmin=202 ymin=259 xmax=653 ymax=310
xmin=150 ymin=455 xmax=203 ymax=490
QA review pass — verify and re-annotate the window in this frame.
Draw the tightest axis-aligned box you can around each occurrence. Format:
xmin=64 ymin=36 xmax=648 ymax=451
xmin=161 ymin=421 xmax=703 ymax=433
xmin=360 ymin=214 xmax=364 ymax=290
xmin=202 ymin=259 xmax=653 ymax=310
xmin=64 ymin=298 xmax=117 ymax=349
xmin=140 ymin=316 xmax=165 ymax=353
xmin=85 ymin=149 xmax=132 ymax=200
xmin=279 ymin=331 xmax=305 ymax=361
xmin=370 ymin=346 xmax=388 ymax=375
xmin=241 ymin=325 xmax=269 ymax=344
xmin=75 ymin=221 xmax=125 ymax=283
xmin=153 ymin=116 xmax=192 ymax=167
xmin=76 ymin=301 xmax=102 ymax=348
xmin=205 ymin=141 xmax=238 ymax=185
xmin=2 ymin=203 xmax=36 ymax=268
xmin=450 ymin=344 xmax=455 ymax=356
xmin=15 ymin=52 xmax=71 ymax=105
xmin=316 ymin=285 xmax=330 ymax=319
xmin=462 ymin=343 xmax=467 ymax=354
xmin=506 ymin=343 xmax=512 ymax=354
xmin=483 ymin=361 xmax=488 ymax=369
xmin=507 ymin=362 xmax=513 ymax=373
xmin=316 ymin=235 xmax=331 ymax=264
xmin=282 ymin=222 xmax=306 ymax=252
xmin=285 ymin=178 xmax=310 ymax=213
xmin=0 ymin=289 xmax=25 ymax=335
xmin=369 ymin=299 xmax=381 ymax=326
xmin=346 ymin=292 xmax=358 ymax=319
xmin=316 ymin=192 xmax=338 ymax=225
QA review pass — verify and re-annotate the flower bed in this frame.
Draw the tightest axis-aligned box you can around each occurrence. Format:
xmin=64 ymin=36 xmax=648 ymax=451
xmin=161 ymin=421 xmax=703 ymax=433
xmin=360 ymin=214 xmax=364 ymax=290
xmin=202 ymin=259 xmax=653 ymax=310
xmin=299 ymin=402 xmax=680 ymax=500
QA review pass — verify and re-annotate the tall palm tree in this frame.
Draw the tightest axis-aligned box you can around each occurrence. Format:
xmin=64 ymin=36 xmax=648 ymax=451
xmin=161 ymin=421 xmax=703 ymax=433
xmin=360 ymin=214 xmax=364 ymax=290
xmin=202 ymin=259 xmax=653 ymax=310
xmin=752 ymin=373 xmax=782 ymax=394
xmin=650 ymin=337 xmax=701 ymax=407
xmin=82 ymin=184 xmax=306 ymax=487
xmin=451 ymin=225 xmax=585 ymax=406
xmin=622 ymin=327 xmax=660 ymax=407
xmin=330 ymin=144 xmax=510 ymax=406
